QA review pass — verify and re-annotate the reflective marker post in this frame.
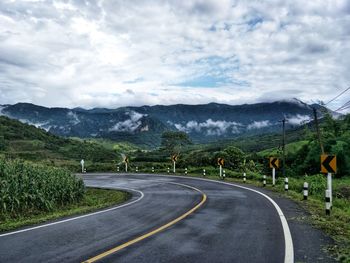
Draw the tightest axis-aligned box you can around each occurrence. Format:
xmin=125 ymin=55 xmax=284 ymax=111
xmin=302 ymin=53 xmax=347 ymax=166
xmin=219 ymin=165 xmax=222 ymax=179
xmin=284 ymin=177 xmax=289 ymax=191
xmin=303 ymin=182 xmax=308 ymax=200
xmin=272 ymin=168 xmax=276 ymax=186
xmin=152 ymin=167 xmax=154 ymax=173
xmin=185 ymin=168 xmax=187 ymax=175
xmin=203 ymin=169 xmax=206 ymax=177
xmin=173 ymin=161 xmax=176 ymax=174
xmin=80 ymin=159 xmax=85 ymax=173
xmin=243 ymin=172 xmax=246 ymax=183
xmin=263 ymin=175 xmax=266 ymax=187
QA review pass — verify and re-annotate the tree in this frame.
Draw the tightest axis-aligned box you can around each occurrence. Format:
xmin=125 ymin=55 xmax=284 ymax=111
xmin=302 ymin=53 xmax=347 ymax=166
xmin=160 ymin=131 xmax=191 ymax=154
xmin=223 ymin=146 xmax=245 ymax=169
xmin=0 ymin=136 xmax=5 ymax=151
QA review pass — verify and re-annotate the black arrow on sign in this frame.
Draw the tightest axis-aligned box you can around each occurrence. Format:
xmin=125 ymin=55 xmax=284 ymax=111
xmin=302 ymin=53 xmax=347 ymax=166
xmin=322 ymin=156 xmax=335 ymax=173
xmin=271 ymin=158 xmax=278 ymax=168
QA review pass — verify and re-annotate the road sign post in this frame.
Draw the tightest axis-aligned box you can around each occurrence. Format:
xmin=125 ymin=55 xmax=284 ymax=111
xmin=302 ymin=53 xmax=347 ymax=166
xmin=124 ymin=157 xmax=129 ymax=172
xmin=321 ymin=155 xmax=336 ymax=208
xmin=171 ymin=155 xmax=178 ymax=174
xmin=269 ymin=157 xmax=279 ymax=186
xmin=327 ymin=173 xmax=332 ymax=207
xmin=217 ymin=158 xmax=224 ymax=179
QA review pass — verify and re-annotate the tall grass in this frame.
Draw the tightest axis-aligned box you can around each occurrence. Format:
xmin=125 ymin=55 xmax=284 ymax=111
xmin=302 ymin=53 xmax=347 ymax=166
xmin=0 ymin=158 xmax=84 ymax=216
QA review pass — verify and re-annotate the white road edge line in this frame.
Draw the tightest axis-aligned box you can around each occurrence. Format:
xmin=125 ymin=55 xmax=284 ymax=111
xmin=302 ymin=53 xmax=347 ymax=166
xmin=0 ymin=187 xmax=144 ymax=238
xmin=148 ymin=174 xmax=294 ymax=263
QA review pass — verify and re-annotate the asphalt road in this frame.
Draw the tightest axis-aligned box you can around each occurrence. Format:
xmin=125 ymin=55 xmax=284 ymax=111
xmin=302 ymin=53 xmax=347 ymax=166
xmin=0 ymin=173 xmax=335 ymax=263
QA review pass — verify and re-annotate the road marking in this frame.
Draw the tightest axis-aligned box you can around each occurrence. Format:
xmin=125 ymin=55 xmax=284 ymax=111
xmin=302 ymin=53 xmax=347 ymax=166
xmin=143 ymin=173 xmax=294 ymax=263
xmin=0 ymin=187 xmax=144 ymax=238
xmin=83 ymin=183 xmax=207 ymax=263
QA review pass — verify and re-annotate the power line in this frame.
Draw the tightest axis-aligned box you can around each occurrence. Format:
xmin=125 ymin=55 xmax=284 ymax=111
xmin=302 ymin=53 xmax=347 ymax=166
xmin=336 ymin=105 xmax=350 ymax=112
xmin=325 ymin=86 xmax=350 ymax=105
xmin=335 ymin=99 xmax=350 ymax=112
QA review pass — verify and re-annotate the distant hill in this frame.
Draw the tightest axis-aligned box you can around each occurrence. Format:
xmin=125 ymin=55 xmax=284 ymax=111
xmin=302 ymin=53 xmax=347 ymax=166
xmin=0 ymin=99 xmax=337 ymax=147
xmin=0 ymin=116 xmax=118 ymax=169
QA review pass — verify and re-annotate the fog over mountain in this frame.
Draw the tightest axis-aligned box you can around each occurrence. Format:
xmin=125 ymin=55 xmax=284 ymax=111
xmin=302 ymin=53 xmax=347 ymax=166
xmin=0 ymin=99 xmax=336 ymax=147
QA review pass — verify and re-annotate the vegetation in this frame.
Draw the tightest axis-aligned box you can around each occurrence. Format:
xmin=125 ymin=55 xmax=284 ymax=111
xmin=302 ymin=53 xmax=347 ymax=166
xmin=0 ymin=158 xmax=84 ymax=216
xmin=0 ymin=188 xmax=131 ymax=232
xmin=1 ymin=109 xmax=349 ymax=259
xmin=0 ymin=116 xmax=126 ymax=172
xmin=160 ymin=131 xmax=192 ymax=155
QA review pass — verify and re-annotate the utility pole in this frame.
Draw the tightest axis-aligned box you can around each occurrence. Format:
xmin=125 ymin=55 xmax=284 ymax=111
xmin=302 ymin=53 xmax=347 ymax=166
xmin=282 ymin=118 xmax=286 ymax=178
xmin=313 ymin=107 xmax=325 ymax=154
xmin=313 ymin=107 xmax=332 ymax=209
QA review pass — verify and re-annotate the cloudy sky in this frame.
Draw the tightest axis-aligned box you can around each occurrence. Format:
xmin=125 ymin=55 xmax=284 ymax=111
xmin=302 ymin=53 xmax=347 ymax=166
xmin=0 ymin=0 xmax=349 ymax=110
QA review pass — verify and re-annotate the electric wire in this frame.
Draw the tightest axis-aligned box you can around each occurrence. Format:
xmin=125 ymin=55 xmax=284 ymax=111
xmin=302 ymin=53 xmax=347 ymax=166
xmin=324 ymin=87 xmax=350 ymax=106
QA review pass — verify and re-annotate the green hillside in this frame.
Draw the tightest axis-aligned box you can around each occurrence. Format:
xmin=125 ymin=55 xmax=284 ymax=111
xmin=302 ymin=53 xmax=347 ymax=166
xmin=0 ymin=116 xmax=119 ymax=171
xmin=257 ymin=140 xmax=309 ymax=157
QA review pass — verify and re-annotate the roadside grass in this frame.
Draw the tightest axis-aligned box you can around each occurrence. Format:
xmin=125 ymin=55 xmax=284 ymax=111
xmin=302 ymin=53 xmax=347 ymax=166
xmin=0 ymin=188 xmax=131 ymax=233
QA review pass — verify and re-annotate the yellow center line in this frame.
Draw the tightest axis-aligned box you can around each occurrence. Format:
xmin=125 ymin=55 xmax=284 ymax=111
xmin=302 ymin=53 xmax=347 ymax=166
xmin=83 ymin=185 xmax=207 ymax=263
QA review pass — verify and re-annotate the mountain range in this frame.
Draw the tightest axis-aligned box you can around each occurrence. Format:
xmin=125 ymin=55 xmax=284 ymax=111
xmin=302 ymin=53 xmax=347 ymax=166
xmin=0 ymin=99 xmax=335 ymax=147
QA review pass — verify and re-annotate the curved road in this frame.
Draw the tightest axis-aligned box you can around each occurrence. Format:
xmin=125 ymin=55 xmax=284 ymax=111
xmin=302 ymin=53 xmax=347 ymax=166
xmin=0 ymin=173 xmax=333 ymax=262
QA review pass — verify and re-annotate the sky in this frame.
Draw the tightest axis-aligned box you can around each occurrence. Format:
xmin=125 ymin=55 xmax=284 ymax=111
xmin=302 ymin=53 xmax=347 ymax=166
xmin=0 ymin=0 xmax=349 ymax=111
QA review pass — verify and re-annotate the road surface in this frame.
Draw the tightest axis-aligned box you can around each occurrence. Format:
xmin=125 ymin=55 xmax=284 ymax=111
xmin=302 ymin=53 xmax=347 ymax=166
xmin=0 ymin=173 xmax=335 ymax=262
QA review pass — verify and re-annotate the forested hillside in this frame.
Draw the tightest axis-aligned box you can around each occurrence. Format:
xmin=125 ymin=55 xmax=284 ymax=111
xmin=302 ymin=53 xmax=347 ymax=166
xmin=0 ymin=116 xmax=118 ymax=170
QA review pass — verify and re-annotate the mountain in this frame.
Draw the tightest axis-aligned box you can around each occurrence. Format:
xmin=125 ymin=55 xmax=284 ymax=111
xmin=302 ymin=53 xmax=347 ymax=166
xmin=0 ymin=99 xmax=335 ymax=147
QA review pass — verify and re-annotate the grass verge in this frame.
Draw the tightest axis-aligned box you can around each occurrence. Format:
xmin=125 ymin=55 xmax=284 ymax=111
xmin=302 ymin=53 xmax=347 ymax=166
xmin=0 ymin=187 xmax=131 ymax=233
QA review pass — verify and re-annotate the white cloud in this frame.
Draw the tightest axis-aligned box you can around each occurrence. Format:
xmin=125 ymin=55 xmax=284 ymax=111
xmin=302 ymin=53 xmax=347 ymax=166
xmin=0 ymin=106 xmax=5 ymax=116
xmin=247 ymin=120 xmax=271 ymax=130
xmin=175 ymin=119 xmax=242 ymax=135
xmin=286 ymin=114 xmax=312 ymax=125
xmin=0 ymin=0 xmax=349 ymax=112
xmin=109 ymin=111 xmax=144 ymax=132
xmin=67 ymin=111 xmax=80 ymax=125
xmin=18 ymin=118 xmax=51 ymax=131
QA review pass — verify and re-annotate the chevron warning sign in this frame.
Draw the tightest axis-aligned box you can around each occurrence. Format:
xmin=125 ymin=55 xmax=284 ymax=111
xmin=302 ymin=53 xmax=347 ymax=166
xmin=217 ymin=158 xmax=224 ymax=166
xmin=171 ymin=155 xmax=178 ymax=162
xmin=321 ymin=155 xmax=336 ymax=174
xmin=269 ymin=157 xmax=279 ymax=169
